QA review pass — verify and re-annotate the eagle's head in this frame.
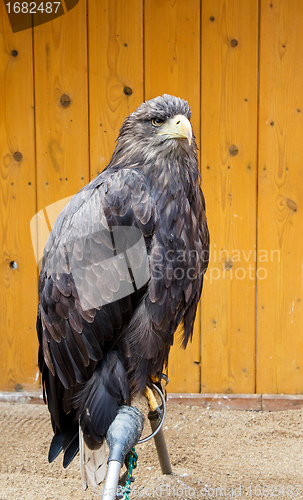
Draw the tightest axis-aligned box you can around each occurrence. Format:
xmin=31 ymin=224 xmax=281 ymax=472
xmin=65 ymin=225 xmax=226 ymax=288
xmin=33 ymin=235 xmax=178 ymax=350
xmin=111 ymin=94 xmax=196 ymax=165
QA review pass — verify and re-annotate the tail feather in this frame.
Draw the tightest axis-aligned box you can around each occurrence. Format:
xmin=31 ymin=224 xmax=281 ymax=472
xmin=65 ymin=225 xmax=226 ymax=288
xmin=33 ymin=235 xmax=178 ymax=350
xmin=79 ymin=426 xmax=107 ymax=490
xmin=48 ymin=426 xmax=80 ymax=468
xmin=48 ymin=432 xmax=64 ymax=463
xmin=63 ymin=431 xmax=79 ymax=468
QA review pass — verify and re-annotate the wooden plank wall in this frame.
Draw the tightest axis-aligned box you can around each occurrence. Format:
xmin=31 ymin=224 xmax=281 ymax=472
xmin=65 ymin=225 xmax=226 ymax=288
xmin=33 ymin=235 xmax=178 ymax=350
xmin=0 ymin=7 xmax=38 ymax=391
xmin=0 ymin=0 xmax=303 ymax=394
xmin=257 ymin=0 xmax=303 ymax=394
xmin=201 ymin=0 xmax=258 ymax=394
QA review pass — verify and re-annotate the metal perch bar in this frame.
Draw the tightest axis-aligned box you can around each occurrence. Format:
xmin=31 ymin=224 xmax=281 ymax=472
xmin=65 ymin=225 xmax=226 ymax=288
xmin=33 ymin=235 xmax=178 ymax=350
xmin=149 ymin=409 xmax=172 ymax=475
xmin=101 ymin=460 xmax=122 ymax=500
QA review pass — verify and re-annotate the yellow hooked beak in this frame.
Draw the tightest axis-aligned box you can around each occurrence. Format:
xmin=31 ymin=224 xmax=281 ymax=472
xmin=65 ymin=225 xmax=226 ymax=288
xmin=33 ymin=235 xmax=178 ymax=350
xmin=157 ymin=114 xmax=192 ymax=145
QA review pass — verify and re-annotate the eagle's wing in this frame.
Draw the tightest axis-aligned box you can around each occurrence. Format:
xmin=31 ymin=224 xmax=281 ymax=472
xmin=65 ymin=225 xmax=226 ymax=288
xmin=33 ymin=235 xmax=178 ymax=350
xmin=181 ymin=187 xmax=209 ymax=348
xmin=37 ymin=167 xmax=156 ymax=426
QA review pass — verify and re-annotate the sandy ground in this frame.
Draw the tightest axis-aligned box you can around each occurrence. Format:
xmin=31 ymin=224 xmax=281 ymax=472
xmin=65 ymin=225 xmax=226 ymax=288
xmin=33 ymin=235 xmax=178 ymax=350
xmin=1 ymin=401 xmax=303 ymax=500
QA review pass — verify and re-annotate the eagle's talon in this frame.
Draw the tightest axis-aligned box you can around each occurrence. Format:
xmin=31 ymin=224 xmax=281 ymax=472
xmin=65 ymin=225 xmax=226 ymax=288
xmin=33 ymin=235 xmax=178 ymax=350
xmin=144 ymin=386 xmax=160 ymax=413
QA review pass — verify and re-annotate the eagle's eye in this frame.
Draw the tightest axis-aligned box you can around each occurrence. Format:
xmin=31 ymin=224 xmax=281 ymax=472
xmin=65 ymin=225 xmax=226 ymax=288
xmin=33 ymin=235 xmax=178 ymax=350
xmin=152 ymin=118 xmax=164 ymax=127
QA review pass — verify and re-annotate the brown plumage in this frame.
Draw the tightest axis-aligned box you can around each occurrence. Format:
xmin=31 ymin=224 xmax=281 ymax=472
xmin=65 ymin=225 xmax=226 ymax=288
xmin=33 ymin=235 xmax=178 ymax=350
xmin=37 ymin=94 xmax=209 ymax=473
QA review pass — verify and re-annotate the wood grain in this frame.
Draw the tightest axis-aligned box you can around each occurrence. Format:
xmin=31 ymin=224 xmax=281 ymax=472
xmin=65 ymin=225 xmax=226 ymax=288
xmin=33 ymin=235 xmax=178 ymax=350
xmin=34 ymin=0 xmax=89 ymax=211
xmin=88 ymin=0 xmax=144 ymax=178
xmin=144 ymin=0 xmax=201 ymax=392
xmin=200 ymin=0 xmax=258 ymax=393
xmin=257 ymin=0 xmax=303 ymax=394
xmin=0 ymin=6 xmax=38 ymax=390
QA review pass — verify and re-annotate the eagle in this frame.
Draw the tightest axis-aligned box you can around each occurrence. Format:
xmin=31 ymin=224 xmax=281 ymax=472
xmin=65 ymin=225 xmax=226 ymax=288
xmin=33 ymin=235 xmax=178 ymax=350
xmin=37 ymin=94 xmax=209 ymax=487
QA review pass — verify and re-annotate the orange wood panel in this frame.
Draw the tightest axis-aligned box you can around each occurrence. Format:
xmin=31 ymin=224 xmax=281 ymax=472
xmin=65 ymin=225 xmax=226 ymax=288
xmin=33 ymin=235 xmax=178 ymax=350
xmin=144 ymin=0 xmax=201 ymax=392
xmin=3 ymin=0 xmax=303 ymax=396
xmin=88 ymin=0 xmax=144 ymax=178
xmin=257 ymin=0 xmax=303 ymax=394
xmin=0 ymin=7 xmax=38 ymax=390
xmin=34 ymin=0 xmax=89 ymax=212
xmin=200 ymin=0 xmax=258 ymax=393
